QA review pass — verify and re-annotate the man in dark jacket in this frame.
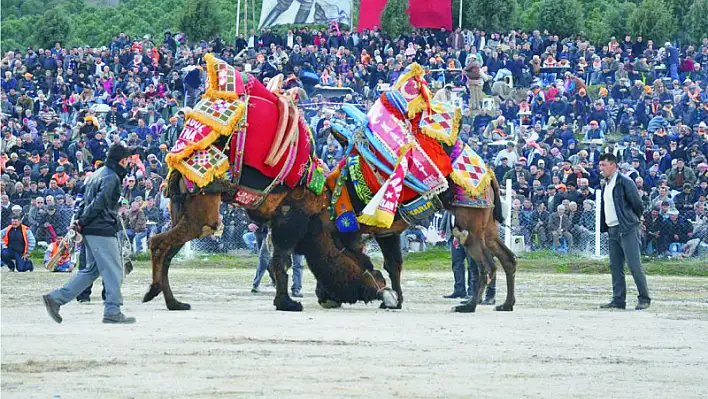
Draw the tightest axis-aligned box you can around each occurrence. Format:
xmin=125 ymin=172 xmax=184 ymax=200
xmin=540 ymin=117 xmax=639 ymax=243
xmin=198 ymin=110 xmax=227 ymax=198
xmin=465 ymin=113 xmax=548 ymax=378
xmin=599 ymin=153 xmax=650 ymax=310
xmin=43 ymin=145 xmax=136 ymax=324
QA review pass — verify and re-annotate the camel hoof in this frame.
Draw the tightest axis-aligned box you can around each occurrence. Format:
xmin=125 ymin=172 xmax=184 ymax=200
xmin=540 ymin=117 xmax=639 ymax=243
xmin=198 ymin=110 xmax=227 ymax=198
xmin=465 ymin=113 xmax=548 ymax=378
xmin=319 ymin=300 xmax=342 ymax=309
xmin=495 ymin=303 xmax=514 ymax=312
xmin=166 ymin=301 xmax=191 ymax=311
xmin=379 ymin=301 xmax=402 ymax=310
xmin=142 ymin=284 xmax=161 ymax=303
xmin=124 ymin=260 xmax=134 ymax=276
xmin=275 ymin=296 xmax=303 ymax=312
xmin=379 ymin=288 xmax=399 ymax=309
xmin=453 ymin=302 xmax=477 ymax=313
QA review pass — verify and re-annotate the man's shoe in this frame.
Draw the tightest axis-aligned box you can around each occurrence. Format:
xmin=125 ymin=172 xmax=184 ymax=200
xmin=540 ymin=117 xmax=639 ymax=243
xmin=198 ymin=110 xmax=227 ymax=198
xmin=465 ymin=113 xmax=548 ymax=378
xmin=251 ymin=287 xmax=259 ymax=294
xmin=77 ymin=298 xmax=90 ymax=304
xmin=102 ymin=313 xmax=136 ymax=324
xmin=291 ymin=291 xmax=303 ymax=298
xmin=481 ymin=298 xmax=496 ymax=305
xmin=635 ymin=301 xmax=651 ymax=311
xmin=42 ymin=295 xmax=62 ymax=324
xmin=443 ymin=292 xmax=465 ymax=299
xmin=599 ymin=301 xmax=626 ymax=310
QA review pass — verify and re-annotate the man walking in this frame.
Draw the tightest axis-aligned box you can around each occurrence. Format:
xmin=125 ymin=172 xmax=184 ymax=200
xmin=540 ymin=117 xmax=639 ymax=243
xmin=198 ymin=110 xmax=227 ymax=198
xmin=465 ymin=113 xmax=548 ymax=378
xmin=43 ymin=145 xmax=136 ymax=324
xmin=598 ymin=153 xmax=651 ymax=310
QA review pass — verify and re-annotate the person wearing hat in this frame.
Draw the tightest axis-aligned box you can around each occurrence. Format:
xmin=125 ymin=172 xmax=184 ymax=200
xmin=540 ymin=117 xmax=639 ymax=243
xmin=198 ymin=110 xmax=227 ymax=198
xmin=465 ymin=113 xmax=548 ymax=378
xmin=674 ymin=183 xmax=697 ymax=216
xmin=494 ymin=141 xmax=518 ymax=166
xmin=1 ymin=214 xmax=36 ymax=272
xmin=661 ymin=208 xmax=691 ymax=252
xmin=664 ymin=42 xmax=679 ymax=81
xmin=584 ymin=120 xmax=605 ymax=140
xmin=598 ymin=153 xmax=650 ymax=310
xmin=10 ymin=181 xmax=31 ymax=209
xmin=667 ymin=158 xmax=697 ymax=189
xmin=43 ymin=144 xmax=136 ymax=324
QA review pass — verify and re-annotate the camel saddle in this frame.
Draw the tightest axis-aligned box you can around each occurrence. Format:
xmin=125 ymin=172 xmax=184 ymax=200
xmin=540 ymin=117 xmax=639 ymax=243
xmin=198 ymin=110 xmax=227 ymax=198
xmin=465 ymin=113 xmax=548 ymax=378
xmin=165 ymin=54 xmax=324 ymax=209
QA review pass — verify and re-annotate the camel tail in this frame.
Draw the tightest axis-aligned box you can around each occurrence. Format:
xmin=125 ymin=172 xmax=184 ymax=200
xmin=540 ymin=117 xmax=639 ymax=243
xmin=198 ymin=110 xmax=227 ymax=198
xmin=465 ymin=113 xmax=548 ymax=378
xmin=491 ymin=178 xmax=504 ymax=224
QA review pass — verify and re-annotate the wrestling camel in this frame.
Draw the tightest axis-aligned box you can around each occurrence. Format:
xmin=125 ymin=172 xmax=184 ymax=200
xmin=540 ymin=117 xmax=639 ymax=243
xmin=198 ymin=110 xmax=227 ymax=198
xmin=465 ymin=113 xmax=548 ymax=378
xmin=142 ymin=54 xmax=395 ymax=312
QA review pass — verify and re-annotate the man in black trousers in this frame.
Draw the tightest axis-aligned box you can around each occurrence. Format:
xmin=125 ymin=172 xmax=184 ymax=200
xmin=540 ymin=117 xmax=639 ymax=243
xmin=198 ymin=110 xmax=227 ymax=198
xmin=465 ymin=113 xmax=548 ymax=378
xmin=598 ymin=153 xmax=651 ymax=310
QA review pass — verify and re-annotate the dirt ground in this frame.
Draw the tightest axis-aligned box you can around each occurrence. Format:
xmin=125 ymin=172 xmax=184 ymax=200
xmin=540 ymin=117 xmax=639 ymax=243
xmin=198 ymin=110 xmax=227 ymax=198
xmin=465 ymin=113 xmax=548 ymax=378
xmin=2 ymin=265 xmax=708 ymax=399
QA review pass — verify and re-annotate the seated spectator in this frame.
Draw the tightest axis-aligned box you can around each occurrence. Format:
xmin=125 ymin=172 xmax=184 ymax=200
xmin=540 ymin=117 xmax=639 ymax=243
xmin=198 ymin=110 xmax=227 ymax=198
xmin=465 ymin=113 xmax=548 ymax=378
xmin=1 ymin=214 xmax=36 ymax=272
xmin=548 ymin=204 xmax=574 ymax=251
xmin=43 ymin=235 xmax=74 ymax=272
xmin=661 ymin=209 xmax=692 ymax=255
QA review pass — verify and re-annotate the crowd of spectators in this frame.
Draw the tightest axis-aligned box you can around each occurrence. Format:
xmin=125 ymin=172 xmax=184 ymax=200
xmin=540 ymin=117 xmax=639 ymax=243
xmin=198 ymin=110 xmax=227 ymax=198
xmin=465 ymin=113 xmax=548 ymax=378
xmin=1 ymin=26 xmax=708 ymax=259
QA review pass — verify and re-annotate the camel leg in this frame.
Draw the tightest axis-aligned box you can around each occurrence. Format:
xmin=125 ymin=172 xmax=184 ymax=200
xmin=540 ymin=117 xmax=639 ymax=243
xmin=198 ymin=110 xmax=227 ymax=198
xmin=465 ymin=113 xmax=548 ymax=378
xmin=315 ymin=280 xmax=342 ymax=309
xmin=376 ymin=234 xmax=404 ymax=309
xmin=143 ymin=194 xmax=221 ymax=310
xmin=487 ymin=236 xmax=517 ymax=311
xmin=269 ymin=200 xmax=311 ymax=312
xmin=453 ymin=236 xmax=491 ymax=313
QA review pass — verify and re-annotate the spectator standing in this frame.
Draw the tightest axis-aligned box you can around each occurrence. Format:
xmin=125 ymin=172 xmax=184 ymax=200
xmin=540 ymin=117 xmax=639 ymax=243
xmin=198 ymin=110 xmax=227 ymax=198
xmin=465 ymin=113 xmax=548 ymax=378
xmin=598 ymin=153 xmax=650 ymax=310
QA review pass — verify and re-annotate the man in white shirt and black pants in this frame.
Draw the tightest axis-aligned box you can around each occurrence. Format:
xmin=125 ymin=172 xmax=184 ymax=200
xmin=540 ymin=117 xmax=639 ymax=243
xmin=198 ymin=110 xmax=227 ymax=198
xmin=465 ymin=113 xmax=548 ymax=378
xmin=599 ymin=153 xmax=651 ymax=310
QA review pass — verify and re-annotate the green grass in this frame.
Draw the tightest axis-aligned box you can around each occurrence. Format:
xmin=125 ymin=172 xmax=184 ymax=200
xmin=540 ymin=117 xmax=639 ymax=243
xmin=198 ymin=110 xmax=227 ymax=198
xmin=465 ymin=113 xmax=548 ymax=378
xmin=403 ymin=248 xmax=708 ymax=277
xmin=28 ymin=247 xmax=708 ymax=277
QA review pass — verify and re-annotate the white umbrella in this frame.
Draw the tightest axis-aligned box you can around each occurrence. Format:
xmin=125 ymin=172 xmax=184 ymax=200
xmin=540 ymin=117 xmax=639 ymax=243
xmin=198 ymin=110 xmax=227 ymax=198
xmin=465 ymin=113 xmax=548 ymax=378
xmin=90 ymin=104 xmax=111 ymax=113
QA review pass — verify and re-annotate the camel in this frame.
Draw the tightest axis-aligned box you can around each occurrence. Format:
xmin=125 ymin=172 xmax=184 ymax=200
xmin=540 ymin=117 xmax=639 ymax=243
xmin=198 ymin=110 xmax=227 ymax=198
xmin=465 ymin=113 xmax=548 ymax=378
xmin=142 ymin=54 xmax=396 ymax=312
xmin=317 ymin=64 xmax=517 ymax=313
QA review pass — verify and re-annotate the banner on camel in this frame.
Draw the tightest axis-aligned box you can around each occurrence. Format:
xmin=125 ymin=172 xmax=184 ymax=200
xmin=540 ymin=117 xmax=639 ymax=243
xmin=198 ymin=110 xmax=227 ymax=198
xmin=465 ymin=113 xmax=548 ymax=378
xmin=171 ymin=118 xmax=213 ymax=155
xmin=367 ymin=100 xmax=447 ymax=195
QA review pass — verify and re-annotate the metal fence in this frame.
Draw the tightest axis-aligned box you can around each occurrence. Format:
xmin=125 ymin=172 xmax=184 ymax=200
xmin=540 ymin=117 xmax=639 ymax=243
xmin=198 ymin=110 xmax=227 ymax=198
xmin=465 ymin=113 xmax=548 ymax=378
xmin=16 ymin=185 xmax=705 ymax=262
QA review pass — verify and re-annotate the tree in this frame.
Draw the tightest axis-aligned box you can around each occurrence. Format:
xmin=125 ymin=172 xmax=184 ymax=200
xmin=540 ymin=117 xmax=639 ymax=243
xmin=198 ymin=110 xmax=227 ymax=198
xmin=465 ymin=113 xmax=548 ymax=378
xmin=583 ymin=7 xmax=608 ymax=45
xmin=179 ymin=0 xmax=222 ymax=43
xmin=33 ymin=11 xmax=71 ymax=48
xmin=465 ymin=0 xmax=518 ymax=33
xmin=380 ymin=0 xmax=411 ymax=38
xmin=628 ymin=0 xmax=676 ymax=43
xmin=684 ymin=0 xmax=708 ymax=44
xmin=536 ymin=0 xmax=584 ymax=39
xmin=604 ymin=1 xmax=637 ymax=40
xmin=518 ymin=0 xmax=541 ymax=32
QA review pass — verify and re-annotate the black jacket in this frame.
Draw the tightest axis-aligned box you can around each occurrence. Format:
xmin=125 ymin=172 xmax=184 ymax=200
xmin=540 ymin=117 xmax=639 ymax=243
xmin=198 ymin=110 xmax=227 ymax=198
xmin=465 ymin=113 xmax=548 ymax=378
xmin=600 ymin=173 xmax=643 ymax=234
xmin=77 ymin=159 xmax=127 ymax=236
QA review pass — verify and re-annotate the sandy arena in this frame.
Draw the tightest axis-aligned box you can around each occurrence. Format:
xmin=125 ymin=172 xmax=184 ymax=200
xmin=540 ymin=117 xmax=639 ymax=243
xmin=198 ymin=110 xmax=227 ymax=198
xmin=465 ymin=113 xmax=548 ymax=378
xmin=2 ymin=266 xmax=708 ymax=398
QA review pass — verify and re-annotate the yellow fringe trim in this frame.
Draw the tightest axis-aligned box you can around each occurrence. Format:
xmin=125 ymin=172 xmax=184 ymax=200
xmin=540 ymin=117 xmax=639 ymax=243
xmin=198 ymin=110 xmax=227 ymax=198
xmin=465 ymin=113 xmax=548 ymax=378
xmin=172 ymin=153 xmax=231 ymax=188
xmin=451 ymin=168 xmax=495 ymax=198
xmin=203 ymin=53 xmax=247 ymax=100
xmin=420 ymin=107 xmax=461 ymax=146
xmin=356 ymin=143 xmax=414 ymax=228
xmin=164 ymin=103 xmax=245 ymax=171
xmin=356 ymin=212 xmax=393 ymax=228
xmin=205 ymin=53 xmax=219 ymax=92
xmin=204 ymin=88 xmax=241 ymax=100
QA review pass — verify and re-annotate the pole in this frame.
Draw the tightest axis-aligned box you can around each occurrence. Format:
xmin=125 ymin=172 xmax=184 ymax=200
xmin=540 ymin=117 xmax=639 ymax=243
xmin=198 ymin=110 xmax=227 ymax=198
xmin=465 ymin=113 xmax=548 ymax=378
xmin=236 ymin=0 xmax=241 ymax=37
xmin=458 ymin=0 xmax=463 ymax=29
xmin=595 ymin=189 xmax=601 ymax=257
xmin=504 ymin=178 xmax=512 ymax=248
xmin=244 ymin=0 xmax=248 ymax=38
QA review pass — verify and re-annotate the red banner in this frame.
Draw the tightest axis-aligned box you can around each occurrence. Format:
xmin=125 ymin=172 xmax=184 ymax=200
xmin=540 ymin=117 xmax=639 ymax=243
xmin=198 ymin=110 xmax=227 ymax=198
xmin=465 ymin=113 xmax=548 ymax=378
xmin=358 ymin=0 xmax=389 ymax=31
xmin=358 ymin=0 xmax=452 ymax=32
xmin=408 ymin=0 xmax=452 ymax=30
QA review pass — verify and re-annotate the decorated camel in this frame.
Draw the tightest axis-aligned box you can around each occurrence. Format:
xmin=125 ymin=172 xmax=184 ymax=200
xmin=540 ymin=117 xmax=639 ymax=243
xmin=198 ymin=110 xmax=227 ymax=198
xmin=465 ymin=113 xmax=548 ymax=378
xmin=320 ymin=64 xmax=517 ymax=313
xmin=142 ymin=54 xmax=397 ymax=312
